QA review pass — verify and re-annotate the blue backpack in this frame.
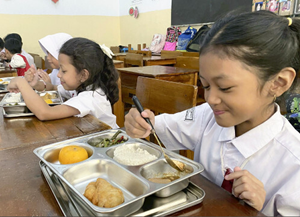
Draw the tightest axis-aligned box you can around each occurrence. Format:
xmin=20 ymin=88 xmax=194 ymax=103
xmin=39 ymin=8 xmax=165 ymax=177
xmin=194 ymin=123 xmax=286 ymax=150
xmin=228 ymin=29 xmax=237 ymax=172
xmin=176 ymin=26 xmax=197 ymax=51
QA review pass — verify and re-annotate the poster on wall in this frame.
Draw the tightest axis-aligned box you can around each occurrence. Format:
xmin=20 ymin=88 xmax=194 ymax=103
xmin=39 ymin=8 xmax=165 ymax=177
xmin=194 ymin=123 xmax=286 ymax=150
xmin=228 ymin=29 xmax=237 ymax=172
xmin=255 ymin=2 xmax=264 ymax=11
xmin=279 ymin=0 xmax=294 ymax=15
xmin=266 ymin=0 xmax=280 ymax=13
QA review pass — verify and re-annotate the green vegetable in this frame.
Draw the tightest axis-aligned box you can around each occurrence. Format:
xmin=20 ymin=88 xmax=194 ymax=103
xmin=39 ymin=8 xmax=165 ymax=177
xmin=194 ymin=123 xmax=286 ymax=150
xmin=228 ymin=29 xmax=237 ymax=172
xmin=89 ymin=130 xmax=127 ymax=148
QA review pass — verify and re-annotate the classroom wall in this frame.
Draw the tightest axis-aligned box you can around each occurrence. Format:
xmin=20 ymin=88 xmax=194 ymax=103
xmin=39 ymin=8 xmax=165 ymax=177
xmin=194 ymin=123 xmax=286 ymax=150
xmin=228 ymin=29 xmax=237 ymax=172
xmin=0 ymin=0 xmax=121 ymax=57
xmin=0 ymin=0 xmax=174 ymax=57
xmin=119 ymin=0 xmax=172 ymax=50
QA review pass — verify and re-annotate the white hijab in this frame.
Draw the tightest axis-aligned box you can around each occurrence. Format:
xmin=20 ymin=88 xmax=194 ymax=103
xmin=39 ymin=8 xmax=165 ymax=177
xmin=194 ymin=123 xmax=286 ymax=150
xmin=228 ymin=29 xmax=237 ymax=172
xmin=39 ymin=33 xmax=72 ymax=60
xmin=39 ymin=33 xmax=72 ymax=85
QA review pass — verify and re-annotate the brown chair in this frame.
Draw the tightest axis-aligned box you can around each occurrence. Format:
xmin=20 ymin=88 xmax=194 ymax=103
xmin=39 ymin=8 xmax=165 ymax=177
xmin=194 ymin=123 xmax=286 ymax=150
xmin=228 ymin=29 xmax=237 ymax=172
xmin=124 ymin=53 xmax=143 ymax=67
xmin=175 ymin=56 xmax=199 ymax=70
xmin=112 ymin=77 xmax=125 ymax=127
xmin=161 ymin=50 xmax=183 ymax=58
xmin=110 ymin=46 xmax=120 ymax=54
xmin=175 ymin=56 xmax=205 ymax=106
xmin=136 ymin=76 xmax=198 ymax=159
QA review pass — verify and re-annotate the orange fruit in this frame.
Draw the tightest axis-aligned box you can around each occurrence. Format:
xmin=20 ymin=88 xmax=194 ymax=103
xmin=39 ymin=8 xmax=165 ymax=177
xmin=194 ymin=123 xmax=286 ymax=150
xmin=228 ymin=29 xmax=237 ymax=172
xmin=58 ymin=145 xmax=88 ymax=164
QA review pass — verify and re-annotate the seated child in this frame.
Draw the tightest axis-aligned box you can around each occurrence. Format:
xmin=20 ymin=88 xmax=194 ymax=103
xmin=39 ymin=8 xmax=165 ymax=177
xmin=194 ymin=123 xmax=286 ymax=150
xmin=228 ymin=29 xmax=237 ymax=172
xmin=25 ymin=33 xmax=73 ymax=91
xmin=4 ymin=38 xmax=30 ymax=76
xmin=124 ymin=11 xmax=300 ymax=216
xmin=0 ymin=38 xmax=4 ymax=51
xmin=7 ymin=37 xmax=119 ymax=129
xmin=1 ymin=33 xmax=34 ymax=67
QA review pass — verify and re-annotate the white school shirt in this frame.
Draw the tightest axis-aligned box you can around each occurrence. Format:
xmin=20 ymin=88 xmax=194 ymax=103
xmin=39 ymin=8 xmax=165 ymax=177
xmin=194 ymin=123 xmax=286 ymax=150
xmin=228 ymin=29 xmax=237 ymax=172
xmin=57 ymin=85 xmax=118 ymax=129
xmin=49 ymin=69 xmax=60 ymax=86
xmin=155 ymin=103 xmax=300 ymax=216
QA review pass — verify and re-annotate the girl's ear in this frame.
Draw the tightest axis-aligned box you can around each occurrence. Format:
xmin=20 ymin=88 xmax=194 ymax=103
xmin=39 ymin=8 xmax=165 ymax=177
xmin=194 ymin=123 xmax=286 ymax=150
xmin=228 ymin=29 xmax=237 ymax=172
xmin=80 ymin=69 xmax=89 ymax=83
xmin=269 ymin=67 xmax=296 ymax=97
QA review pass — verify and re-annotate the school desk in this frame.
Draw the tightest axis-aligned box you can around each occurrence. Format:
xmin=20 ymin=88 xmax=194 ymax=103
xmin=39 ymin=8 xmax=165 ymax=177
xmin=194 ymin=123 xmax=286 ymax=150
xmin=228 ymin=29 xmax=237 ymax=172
xmin=113 ymin=60 xmax=124 ymax=68
xmin=0 ymin=134 xmax=264 ymax=216
xmin=113 ymin=52 xmax=126 ymax=61
xmin=143 ymin=55 xmax=177 ymax=66
xmin=0 ymin=68 xmax=17 ymax=77
xmin=117 ymin=65 xmax=198 ymax=106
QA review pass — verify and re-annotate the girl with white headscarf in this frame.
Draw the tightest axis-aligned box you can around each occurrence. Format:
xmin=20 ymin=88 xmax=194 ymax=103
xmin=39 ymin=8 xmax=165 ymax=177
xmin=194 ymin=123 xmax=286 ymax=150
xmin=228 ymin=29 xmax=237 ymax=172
xmin=25 ymin=33 xmax=72 ymax=91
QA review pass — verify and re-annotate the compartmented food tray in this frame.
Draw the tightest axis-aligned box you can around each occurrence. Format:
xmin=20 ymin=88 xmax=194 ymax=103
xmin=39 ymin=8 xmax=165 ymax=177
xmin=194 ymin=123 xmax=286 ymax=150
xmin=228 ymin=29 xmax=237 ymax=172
xmin=0 ymin=90 xmax=63 ymax=117
xmin=0 ymin=77 xmax=14 ymax=93
xmin=34 ymin=129 xmax=204 ymax=216
xmin=40 ymin=160 xmax=205 ymax=217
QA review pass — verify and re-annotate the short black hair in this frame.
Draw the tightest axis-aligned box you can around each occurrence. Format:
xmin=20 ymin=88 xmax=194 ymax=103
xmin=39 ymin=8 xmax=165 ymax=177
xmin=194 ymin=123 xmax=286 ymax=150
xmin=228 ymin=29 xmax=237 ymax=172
xmin=4 ymin=38 xmax=22 ymax=54
xmin=0 ymin=38 xmax=4 ymax=50
xmin=4 ymin=33 xmax=22 ymax=45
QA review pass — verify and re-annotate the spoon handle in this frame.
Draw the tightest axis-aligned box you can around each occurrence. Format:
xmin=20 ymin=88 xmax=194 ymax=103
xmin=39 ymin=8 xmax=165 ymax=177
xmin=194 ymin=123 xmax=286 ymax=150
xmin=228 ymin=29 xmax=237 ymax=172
xmin=132 ymin=96 xmax=155 ymax=131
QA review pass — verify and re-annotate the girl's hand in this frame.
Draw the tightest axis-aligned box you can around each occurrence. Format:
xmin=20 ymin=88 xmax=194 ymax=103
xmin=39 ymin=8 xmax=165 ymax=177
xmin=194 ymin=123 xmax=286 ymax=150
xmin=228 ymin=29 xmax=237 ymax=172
xmin=37 ymin=70 xmax=54 ymax=89
xmin=25 ymin=65 xmax=39 ymax=87
xmin=7 ymin=77 xmax=23 ymax=93
xmin=124 ymin=108 xmax=154 ymax=138
xmin=225 ymin=167 xmax=266 ymax=211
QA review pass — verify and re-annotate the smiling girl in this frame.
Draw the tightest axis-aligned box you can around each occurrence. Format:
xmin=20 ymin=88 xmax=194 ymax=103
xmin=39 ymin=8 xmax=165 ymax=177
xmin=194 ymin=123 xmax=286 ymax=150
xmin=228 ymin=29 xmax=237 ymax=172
xmin=124 ymin=11 xmax=300 ymax=215
xmin=7 ymin=38 xmax=119 ymax=129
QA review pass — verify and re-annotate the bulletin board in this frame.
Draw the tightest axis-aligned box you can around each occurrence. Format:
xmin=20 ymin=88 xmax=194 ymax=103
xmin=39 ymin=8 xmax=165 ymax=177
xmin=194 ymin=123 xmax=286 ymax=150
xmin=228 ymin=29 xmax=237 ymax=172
xmin=171 ymin=0 xmax=252 ymax=25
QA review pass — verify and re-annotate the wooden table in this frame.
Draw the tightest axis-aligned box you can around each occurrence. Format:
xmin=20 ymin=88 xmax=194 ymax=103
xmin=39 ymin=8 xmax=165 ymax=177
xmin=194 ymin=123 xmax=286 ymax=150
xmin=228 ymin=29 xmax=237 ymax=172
xmin=0 ymin=144 xmax=263 ymax=216
xmin=0 ymin=68 xmax=17 ymax=77
xmin=117 ymin=65 xmax=198 ymax=105
xmin=113 ymin=53 xmax=126 ymax=61
xmin=113 ymin=60 xmax=124 ymax=68
xmin=143 ymin=56 xmax=176 ymax=66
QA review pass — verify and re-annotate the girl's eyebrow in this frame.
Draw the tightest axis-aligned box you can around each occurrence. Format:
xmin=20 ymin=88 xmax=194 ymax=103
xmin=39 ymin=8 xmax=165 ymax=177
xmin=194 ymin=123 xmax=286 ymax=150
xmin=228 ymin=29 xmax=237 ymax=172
xmin=199 ymin=74 xmax=230 ymax=81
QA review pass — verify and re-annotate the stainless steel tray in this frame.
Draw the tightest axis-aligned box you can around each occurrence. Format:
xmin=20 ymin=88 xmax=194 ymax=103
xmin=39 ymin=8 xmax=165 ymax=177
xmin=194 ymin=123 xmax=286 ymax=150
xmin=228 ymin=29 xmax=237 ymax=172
xmin=0 ymin=90 xmax=63 ymax=117
xmin=0 ymin=77 xmax=14 ymax=93
xmin=39 ymin=160 xmax=205 ymax=216
xmin=34 ymin=129 xmax=204 ymax=216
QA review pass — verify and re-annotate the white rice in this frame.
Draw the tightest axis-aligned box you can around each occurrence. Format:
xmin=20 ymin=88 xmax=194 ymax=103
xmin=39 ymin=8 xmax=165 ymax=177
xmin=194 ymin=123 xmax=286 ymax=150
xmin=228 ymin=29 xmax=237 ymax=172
xmin=4 ymin=93 xmax=21 ymax=103
xmin=113 ymin=143 xmax=158 ymax=166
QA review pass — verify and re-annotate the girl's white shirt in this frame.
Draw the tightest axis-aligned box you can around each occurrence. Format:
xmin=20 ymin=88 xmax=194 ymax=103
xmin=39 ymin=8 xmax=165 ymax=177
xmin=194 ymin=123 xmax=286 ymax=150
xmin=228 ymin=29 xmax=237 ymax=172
xmin=57 ymin=85 xmax=118 ymax=129
xmin=9 ymin=54 xmax=26 ymax=68
xmin=49 ymin=69 xmax=60 ymax=86
xmin=155 ymin=103 xmax=300 ymax=216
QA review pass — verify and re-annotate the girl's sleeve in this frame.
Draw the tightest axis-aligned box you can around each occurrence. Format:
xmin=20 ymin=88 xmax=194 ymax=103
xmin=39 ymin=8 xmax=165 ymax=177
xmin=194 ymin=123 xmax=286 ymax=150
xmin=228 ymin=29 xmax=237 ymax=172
xmin=154 ymin=103 xmax=210 ymax=151
xmin=9 ymin=55 xmax=26 ymax=68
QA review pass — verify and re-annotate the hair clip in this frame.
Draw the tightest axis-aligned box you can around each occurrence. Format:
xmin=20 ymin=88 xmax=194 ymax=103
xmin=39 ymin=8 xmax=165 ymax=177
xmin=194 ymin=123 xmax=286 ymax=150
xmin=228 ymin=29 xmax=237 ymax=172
xmin=100 ymin=44 xmax=114 ymax=59
xmin=287 ymin=17 xmax=292 ymax=26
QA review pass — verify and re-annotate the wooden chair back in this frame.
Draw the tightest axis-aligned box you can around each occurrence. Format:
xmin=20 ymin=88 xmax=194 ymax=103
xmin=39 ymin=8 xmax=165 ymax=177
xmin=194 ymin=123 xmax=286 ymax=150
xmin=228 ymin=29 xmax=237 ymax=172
xmin=175 ymin=56 xmax=199 ymax=70
xmin=125 ymin=53 xmax=143 ymax=67
xmin=182 ymin=52 xmax=199 ymax=57
xmin=175 ymin=56 xmax=205 ymax=106
xmin=110 ymin=46 xmax=120 ymax=54
xmin=112 ymin=77 xmax=125 ymax=127
xmin=136 ymin=76 xmax=197 ymax=159
xmin=161 ymin=50 xmax=183 ymax=58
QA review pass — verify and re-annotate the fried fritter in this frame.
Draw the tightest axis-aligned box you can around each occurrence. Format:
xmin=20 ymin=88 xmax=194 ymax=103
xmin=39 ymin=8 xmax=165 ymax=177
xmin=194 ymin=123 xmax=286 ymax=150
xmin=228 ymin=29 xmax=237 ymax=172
xmin=83 ymin=181 xmax=96 ymax=201
xmin=84 ymin=178 xmax=124 ymax=208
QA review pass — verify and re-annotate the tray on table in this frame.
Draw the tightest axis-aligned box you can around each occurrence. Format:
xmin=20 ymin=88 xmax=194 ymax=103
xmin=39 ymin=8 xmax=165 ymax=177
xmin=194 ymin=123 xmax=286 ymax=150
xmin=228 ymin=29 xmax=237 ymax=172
xmin=34 ymin=129 xmax=205 ymax=216
xmin=0 ymin=77 xmax=14 ymax=93
xmin=0 ymin=90 xmax=63 ymax=117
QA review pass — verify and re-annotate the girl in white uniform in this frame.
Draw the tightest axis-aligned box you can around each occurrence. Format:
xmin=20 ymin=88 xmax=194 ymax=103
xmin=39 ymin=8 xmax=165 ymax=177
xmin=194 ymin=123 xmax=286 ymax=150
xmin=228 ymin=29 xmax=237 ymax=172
xmin=25 ymin=33 xmax=73 ymax=91
xmin=8 ymin=38 xmax=119 ymax=129
xmin=124 ymin=11 xmax=300 ymax=216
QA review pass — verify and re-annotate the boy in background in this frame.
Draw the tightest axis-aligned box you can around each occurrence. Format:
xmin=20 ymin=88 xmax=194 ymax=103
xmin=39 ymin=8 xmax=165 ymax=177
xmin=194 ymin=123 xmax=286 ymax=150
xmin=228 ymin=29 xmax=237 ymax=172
xmin=4 ymin=38 xmax=30 ymax=76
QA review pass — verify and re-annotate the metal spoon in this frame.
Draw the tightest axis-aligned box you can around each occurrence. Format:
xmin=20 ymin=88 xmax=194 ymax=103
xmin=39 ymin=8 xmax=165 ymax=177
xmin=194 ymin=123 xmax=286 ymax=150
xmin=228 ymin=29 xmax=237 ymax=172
xmin=132 ymin=96 xmax=184 ymax=172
